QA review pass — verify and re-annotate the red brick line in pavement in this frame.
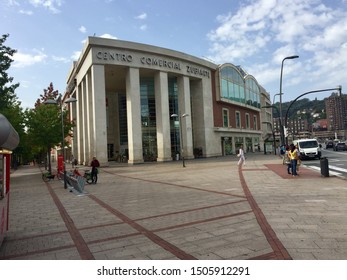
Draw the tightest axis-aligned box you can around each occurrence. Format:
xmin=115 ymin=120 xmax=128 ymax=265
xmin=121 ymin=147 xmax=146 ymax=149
xmin=102 ymin=169 xmax=246 ymax=199
xmin=2 ymin=229 xmax=68 ymax=243
xmin=135 ymin=199 xmax=248 ymax=221
xmin=88 ymin=194 xmax=197 ymax=260
xmin=249 ymin=252 xmax=278 ymax=260
xmin=0 ymin=244 xmax=75 ymax=260
xmin=78 ymin=199 xmax=247 ymax=231
xmin=239 ymin=166 xmax=292 ymax=260
xmin=0 ymin=200 xmax=249 ymax=259
xmin=152 ymin=210 xmax=254 ymax=232
xmin=45 ymin=182 xmax=95 ymax=260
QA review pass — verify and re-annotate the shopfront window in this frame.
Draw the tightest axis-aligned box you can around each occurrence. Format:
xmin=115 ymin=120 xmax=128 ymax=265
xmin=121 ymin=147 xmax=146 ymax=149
xmin=235 ymin=137 xmax=243 ymax=151
xmin=223 ymin=137 xmax=233 ymax=155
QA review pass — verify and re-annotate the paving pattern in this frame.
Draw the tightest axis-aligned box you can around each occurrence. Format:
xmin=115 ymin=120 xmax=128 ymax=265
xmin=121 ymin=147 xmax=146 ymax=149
xmin=1 ymin=154 xmax=347 ymax=260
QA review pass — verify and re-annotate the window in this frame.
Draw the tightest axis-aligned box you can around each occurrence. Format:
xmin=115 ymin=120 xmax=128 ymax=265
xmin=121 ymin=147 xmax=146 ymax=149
xmin=236 ymin=111 xmax=241 ymax=128
xmin=245 ymin=113 xmax=250 ymax=129
xmin=253 ymin=115 xmax=257 ymax=130
xmin=219 ymin=64 xmax=260 ymax=109
xmin=223 ymin=109 xmax=229 ymax=127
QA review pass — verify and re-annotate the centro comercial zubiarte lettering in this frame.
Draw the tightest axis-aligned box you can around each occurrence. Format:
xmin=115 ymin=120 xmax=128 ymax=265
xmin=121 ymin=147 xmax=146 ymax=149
xmin=96 ymin=50 xmax=210 ymax=78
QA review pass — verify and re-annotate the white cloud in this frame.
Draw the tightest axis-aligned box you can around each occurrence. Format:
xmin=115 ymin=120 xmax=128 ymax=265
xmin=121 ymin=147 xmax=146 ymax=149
xmin=52 ymin=55 xmax=69 ymax=63
xmin=29 ymin=0 xmax=63 ymax=14
xmin=19 ymin=9 xmax=33 ymax=15
xmin=100 ymin=33 xmax=118 ymax=39
xmin=207 ymin=0 xmax=347 ymax=94
xmin=135 ymin=13 xmax=147 ymax=20
xmin=12 ymin=49 xmax=47 ymax=68
xmin=140 ymin=24 xmax=147 ymax=31
xmin=71 ymin=51 xmax=81 ymax=61
xmin=79 ymin=25 xmax=87 ymax=33
xmin=7 ymin=0 xmax=19 ymax=6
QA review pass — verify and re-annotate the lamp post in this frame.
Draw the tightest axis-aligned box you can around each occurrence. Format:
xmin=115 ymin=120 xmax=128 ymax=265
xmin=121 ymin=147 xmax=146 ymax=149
xmin=45 ymin=94 xmax=77 ymax=189
xmin=279 ymin=55 xmax=299 ymax=145
xmin=171 ymin=113 xmax=189 ymax=167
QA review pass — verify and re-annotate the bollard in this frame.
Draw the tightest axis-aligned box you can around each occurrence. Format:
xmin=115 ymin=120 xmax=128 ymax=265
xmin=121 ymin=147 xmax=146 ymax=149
xmin=320 ymin=157 xmax=329 ymax=177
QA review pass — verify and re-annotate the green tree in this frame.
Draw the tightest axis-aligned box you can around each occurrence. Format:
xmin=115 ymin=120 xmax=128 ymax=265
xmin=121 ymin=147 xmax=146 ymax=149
xmin=0 ymin=34 xmax=28 ymax=166
xmin=0 ymin=34 xmax=19 ymax=112
xmin=26 ymin=83 xmax=75 ymax=172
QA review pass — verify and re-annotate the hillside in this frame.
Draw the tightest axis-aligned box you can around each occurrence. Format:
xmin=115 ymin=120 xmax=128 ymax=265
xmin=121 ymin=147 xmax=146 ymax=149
xmin=272 ymin=98 xmax=325 ymax=122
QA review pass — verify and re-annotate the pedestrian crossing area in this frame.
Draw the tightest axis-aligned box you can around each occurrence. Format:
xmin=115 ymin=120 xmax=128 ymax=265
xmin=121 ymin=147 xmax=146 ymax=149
xmin=305 ymin=163 xmax=347 ymax=177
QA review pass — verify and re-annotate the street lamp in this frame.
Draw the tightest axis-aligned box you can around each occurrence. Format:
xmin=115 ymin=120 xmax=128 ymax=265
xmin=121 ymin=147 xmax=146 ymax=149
xmin=279 ymin=55 xmax=299 ymax=145
xmin=171 ymin=113 xmax=189 ymax=167
xmin=44 ymin=94 xmax=77 ymax=189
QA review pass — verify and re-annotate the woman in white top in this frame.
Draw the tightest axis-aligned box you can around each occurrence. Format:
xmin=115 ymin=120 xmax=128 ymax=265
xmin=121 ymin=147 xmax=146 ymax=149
xmin=237 ymin=144 xmax=246 ymax=166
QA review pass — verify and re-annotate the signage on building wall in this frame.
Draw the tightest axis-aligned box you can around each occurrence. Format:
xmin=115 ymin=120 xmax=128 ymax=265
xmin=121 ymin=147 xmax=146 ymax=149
xmin=95 ymin=50 xmax=210 ymax=78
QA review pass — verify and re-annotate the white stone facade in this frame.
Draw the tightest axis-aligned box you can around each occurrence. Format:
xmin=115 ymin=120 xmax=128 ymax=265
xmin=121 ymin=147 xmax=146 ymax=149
xmin=66 ymin=37 xmax=217 ymax=165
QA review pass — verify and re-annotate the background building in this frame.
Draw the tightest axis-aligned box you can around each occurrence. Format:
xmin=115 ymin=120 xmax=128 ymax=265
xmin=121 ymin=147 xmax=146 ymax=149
xmin=325 ymin=92 xmax=347 ymax=131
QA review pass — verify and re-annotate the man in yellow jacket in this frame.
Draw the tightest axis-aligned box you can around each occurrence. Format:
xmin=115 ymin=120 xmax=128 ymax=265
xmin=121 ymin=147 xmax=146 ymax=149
xmin=288 ymin=144 xmax=299 ymax=177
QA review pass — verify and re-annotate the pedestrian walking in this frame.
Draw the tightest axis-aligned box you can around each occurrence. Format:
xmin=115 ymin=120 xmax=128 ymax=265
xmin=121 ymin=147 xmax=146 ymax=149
xmin=71 ymin=154 xmax=76 ymax=168
xmin=283 ymin=145 xmax=292 ymax=174
xmin=90 ymin=157 xmax=100 ymax=184
xmin=237 ymin=144 xmax=246 ymax=167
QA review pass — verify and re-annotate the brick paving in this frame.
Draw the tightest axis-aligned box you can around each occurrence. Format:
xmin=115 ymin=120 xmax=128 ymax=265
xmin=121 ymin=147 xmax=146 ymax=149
xmin=1 ymin=153 xmax=347 ymax=260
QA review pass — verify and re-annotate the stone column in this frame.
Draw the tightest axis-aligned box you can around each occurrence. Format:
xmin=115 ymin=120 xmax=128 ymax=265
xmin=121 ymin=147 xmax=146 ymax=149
xmin=190 ymin=77 xmax=215 ymax=157
xmin=69 ymin=91 xmax=78 ymax=162
xmin=90 ymin=65 xmax=108 ymax=165
xmin=126 ymin=67 xmax=143 ymax=164
xmin=80 ymin=77 xmax=88 ymax=165
xmin=85 ymin=72 xmax=93 ymax=163
xmin=76 ymin=82 xmax=84 ymax=164
xmin=81 ymin=78 xmax=89 ymax=165
xmin=155 ymin=71 xmax=172 ymax=161
xmin=177 ymin=76 xmax=193 ymax=159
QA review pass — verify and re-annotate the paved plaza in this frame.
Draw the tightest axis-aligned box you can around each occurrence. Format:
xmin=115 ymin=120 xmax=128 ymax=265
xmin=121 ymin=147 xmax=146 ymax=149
xmin=1 ymin=153 xmax=347 ymax=260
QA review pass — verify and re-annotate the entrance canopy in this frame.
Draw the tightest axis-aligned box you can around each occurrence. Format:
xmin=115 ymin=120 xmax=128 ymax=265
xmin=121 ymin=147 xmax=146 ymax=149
xmin=0 ymin=114 xmax=19 ymax=151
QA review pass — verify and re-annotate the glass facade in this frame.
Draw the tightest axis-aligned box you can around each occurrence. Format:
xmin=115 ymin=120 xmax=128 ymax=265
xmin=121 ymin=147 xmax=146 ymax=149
xmin=140 ymin=77 xmax=180 ymax=161
xmin=169 ymin=77 xmax=180 ymax=159
xmin=220 ymin=65 xmax=260 ymax=109
xmin=140 ymin=78 xmax=157 ymax=161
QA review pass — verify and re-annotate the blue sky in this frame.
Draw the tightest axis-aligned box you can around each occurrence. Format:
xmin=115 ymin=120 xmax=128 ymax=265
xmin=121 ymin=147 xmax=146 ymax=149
xmin=1 ymin=0 xmax=347 ymax=109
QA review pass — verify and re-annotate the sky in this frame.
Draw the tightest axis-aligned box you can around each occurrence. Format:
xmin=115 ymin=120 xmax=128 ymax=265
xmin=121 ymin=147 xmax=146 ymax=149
xmin=1 ymin=0 xmax=347 ymax=109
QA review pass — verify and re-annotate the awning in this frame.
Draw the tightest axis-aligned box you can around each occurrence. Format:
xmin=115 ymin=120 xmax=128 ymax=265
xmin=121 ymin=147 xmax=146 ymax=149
xmin=0 ymin=114 xmax=20 ymax=151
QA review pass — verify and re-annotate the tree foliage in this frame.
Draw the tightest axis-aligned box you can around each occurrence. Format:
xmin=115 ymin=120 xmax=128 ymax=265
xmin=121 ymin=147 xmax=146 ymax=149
xmin=0 ymin=34 xmax=28 ymax=165
xmin=26 ymin=82 xmax=75 ymax=171
xmin=0 ymin=34 xmax=19 ymax=112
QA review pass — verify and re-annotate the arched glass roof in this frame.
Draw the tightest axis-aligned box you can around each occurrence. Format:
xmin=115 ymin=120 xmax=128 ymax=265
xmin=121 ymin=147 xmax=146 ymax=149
xmin=219 ymin=64 xmax=261 ymax=109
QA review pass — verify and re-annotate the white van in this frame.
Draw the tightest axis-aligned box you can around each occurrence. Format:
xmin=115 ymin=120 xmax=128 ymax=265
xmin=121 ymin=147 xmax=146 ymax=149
xmin=292 ymin=139 xmax=321 ymax=160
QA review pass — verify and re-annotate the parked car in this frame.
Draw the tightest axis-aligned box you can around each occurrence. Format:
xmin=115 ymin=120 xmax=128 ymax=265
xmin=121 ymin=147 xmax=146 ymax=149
xmin=326 ymin=141 xmax=334 ymax=149
xmin=334 ymin=142 xmax=347 ymax=151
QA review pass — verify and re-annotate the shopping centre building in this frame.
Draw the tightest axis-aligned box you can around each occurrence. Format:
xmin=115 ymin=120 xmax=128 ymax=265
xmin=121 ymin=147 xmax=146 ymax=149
xmin=65 ymin=37 xmax=272 ymax=165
